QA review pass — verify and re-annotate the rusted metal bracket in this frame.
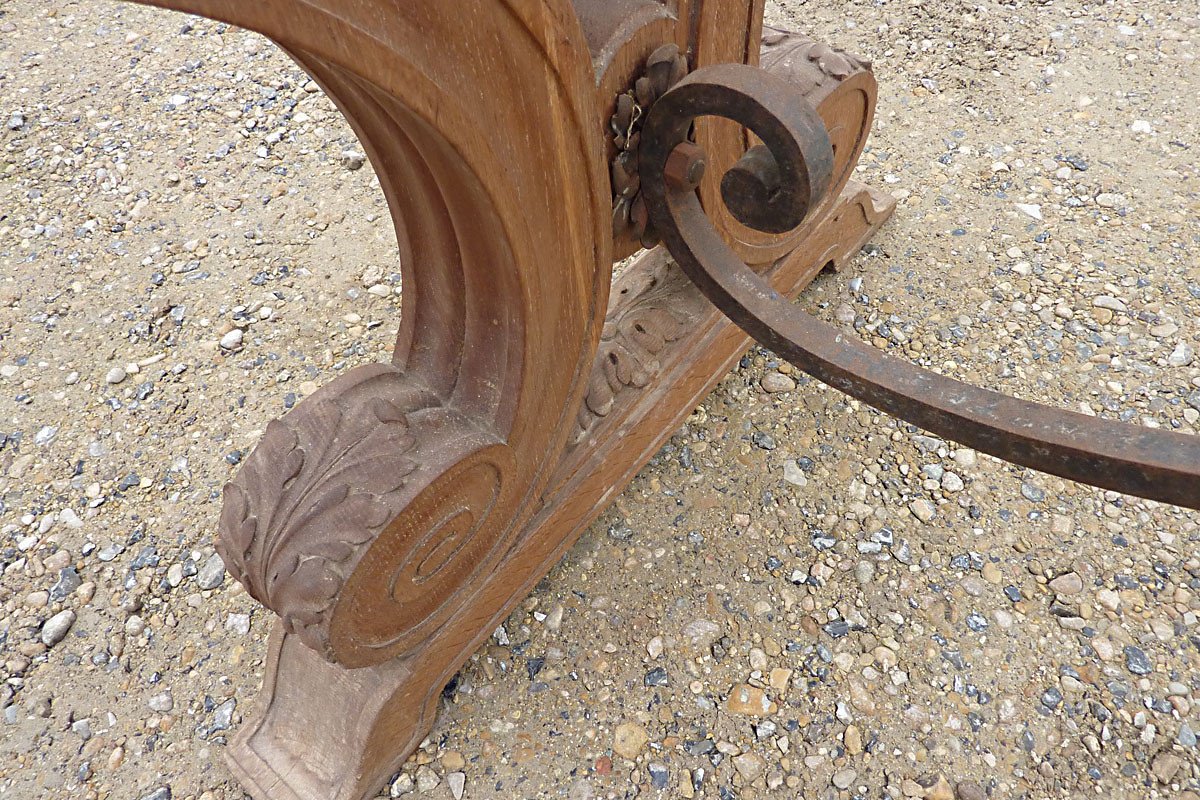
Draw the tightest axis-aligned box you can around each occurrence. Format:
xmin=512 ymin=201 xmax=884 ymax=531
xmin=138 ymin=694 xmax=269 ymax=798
xmin=640 ymin=64 xmax=1200 ymax=510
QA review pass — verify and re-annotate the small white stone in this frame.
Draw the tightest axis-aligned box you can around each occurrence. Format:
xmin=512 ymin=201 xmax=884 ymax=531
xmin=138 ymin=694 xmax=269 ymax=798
xmin=1096 ymin=588 xmax=1121 ymax=612
xmin=219 ymin=328 xmax=244 ymax=350
xmin=1130 ymin=119 xmax=1153 ymax=134
xmin=1092 ymin=295 xmax=1127 ymax=312
xmin=447 ymin=772 xmax=465 ymax=800
xmin=647 ymin=636 xmax=664 ymax=659
xmin=1167 ymin=342 xmax=1194 ymax=367
xmin=148 ymin=691 xmax=174 ymax=713
xmin=941 ymin=472 xmax=965 ymax=492
xmin=105 ymin=366 xmax=127 ymax=384
xmin=782 ymin=460 xmax=808 ymax=487
xmin=1014 ymin=203 xmax=1042 ymax=220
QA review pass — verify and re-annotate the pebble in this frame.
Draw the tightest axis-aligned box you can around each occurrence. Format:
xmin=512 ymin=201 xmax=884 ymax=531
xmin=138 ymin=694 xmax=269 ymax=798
xmin=613 ymin=722 xmax=650 ymax=759
xmin=956 ymin=780 xmax=986 ymax=800
xmin=105 ymin=366 xmax=127 ymax=385
xmin=909 ymin=499 xmax=936 ymax=523
xmin=414 ymin=765 xmax=439 ymax=793
xmin=647 ymin=636 xmax=664 ymax=659
xmin=1151 ymin=752 xmax=1182 ymax=785
xmin=389 ymin=773 xmax=414 ymax=796
xmin=1049 ymin=572 xmax=1083 ymax=595
xmin=50 ymin=567 xmax=82 ymax=601
xmin=40 ymin=609 xmax=76 ymax=647
xmin=219 ymin=328 xmax=244 ymax=350
xmin=1124 ymin=646 xmax=1152 ymax=675
xmin=760 ymin=372 xmax=796 ymax=393
xmin=1096 ymin=588 xmax=1120 ymax=612
xmin=1168 ymin=342 xmax=1195 ymax=367
xmin=139 ymin=789 xmax=171 ymax=800
xmin=782 ymin=460 xmax=808 ymax=487
xmin=211 ymin=699 xmax=236 ymax=731
xmin=197 ymin=553 xmax=227 ymax=589
xmin=831 ymin=768 xmax=857 ymax=790
xmin=681 ymin=619 xmax=721 ymax=649
xmin=342 ymin=150 xmax=367 ymax=170
xmin=726 ymin=684 xmax=776 ymax=716
xmin=843 ymin=724 xmax=863 ymax=755
xmin=446 ymin=772 xmax=465 ymax=800
xmin=733 ymin=752 xmax=765 ymax=781
xmin=148 ymin=691 xmax=174 ymax=713
xmin=926 ymin=776 xmax=955 ymax=800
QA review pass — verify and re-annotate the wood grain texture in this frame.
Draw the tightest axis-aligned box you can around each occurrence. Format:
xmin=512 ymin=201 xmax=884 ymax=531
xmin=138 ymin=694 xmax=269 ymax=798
xmin=103 ymin=2 xmax=895 ymax=798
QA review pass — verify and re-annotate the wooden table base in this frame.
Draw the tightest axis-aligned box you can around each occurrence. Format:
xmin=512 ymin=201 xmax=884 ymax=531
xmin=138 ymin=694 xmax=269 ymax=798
xmin=98 ymin=2 xmax=898 ymax=798
xmin=225 ymin=182 xmax=893 ymax=800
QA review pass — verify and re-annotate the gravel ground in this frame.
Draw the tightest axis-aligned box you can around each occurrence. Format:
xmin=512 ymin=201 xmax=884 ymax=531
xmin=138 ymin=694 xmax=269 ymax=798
xmin=1 ymin=1 xmax=1198 ymax=799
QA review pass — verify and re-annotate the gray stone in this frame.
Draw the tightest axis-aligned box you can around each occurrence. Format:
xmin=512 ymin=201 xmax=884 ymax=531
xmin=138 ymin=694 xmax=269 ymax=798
xmin=1124 ymin=646 xmax=1153 ymax=675
xmin=389 ymin=773 xmax=414 ymax=797
xmin=832 ymin=768 xmax=858 ymax=790
xmin=139 ymin=789 xmax=171 ymax=800
xmin=956 ymin=780 xmax=986 ymax=800
xmin=210 ymin=698 xmax=236 ymax=731
xmin=196 ymin=553 xmax=226 ymax=589
xmin=50 ymin=567 xmax=82 ymax=601
xmin=40 ymin=609 xmax=76 ymax=647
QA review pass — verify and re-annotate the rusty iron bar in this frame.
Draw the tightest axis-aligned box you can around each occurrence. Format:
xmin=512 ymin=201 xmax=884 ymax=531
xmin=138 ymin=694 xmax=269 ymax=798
xmin=640 ymin=64 xmax=1200 ymax=510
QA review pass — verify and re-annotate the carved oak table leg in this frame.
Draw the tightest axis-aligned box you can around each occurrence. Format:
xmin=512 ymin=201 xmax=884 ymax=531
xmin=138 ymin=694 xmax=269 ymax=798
xmin=104 ymin=2 xmax=897 ymax=798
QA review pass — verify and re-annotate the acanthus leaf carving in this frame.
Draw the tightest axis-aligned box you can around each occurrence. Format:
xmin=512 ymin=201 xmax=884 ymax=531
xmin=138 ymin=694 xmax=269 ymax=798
xmin=215 ymin=365 xmax=434 ymax=659
xmin=572 ymin=252 xmax=708 ymax=445
xmin=760 ymin=26 xmax=870 ymax=82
